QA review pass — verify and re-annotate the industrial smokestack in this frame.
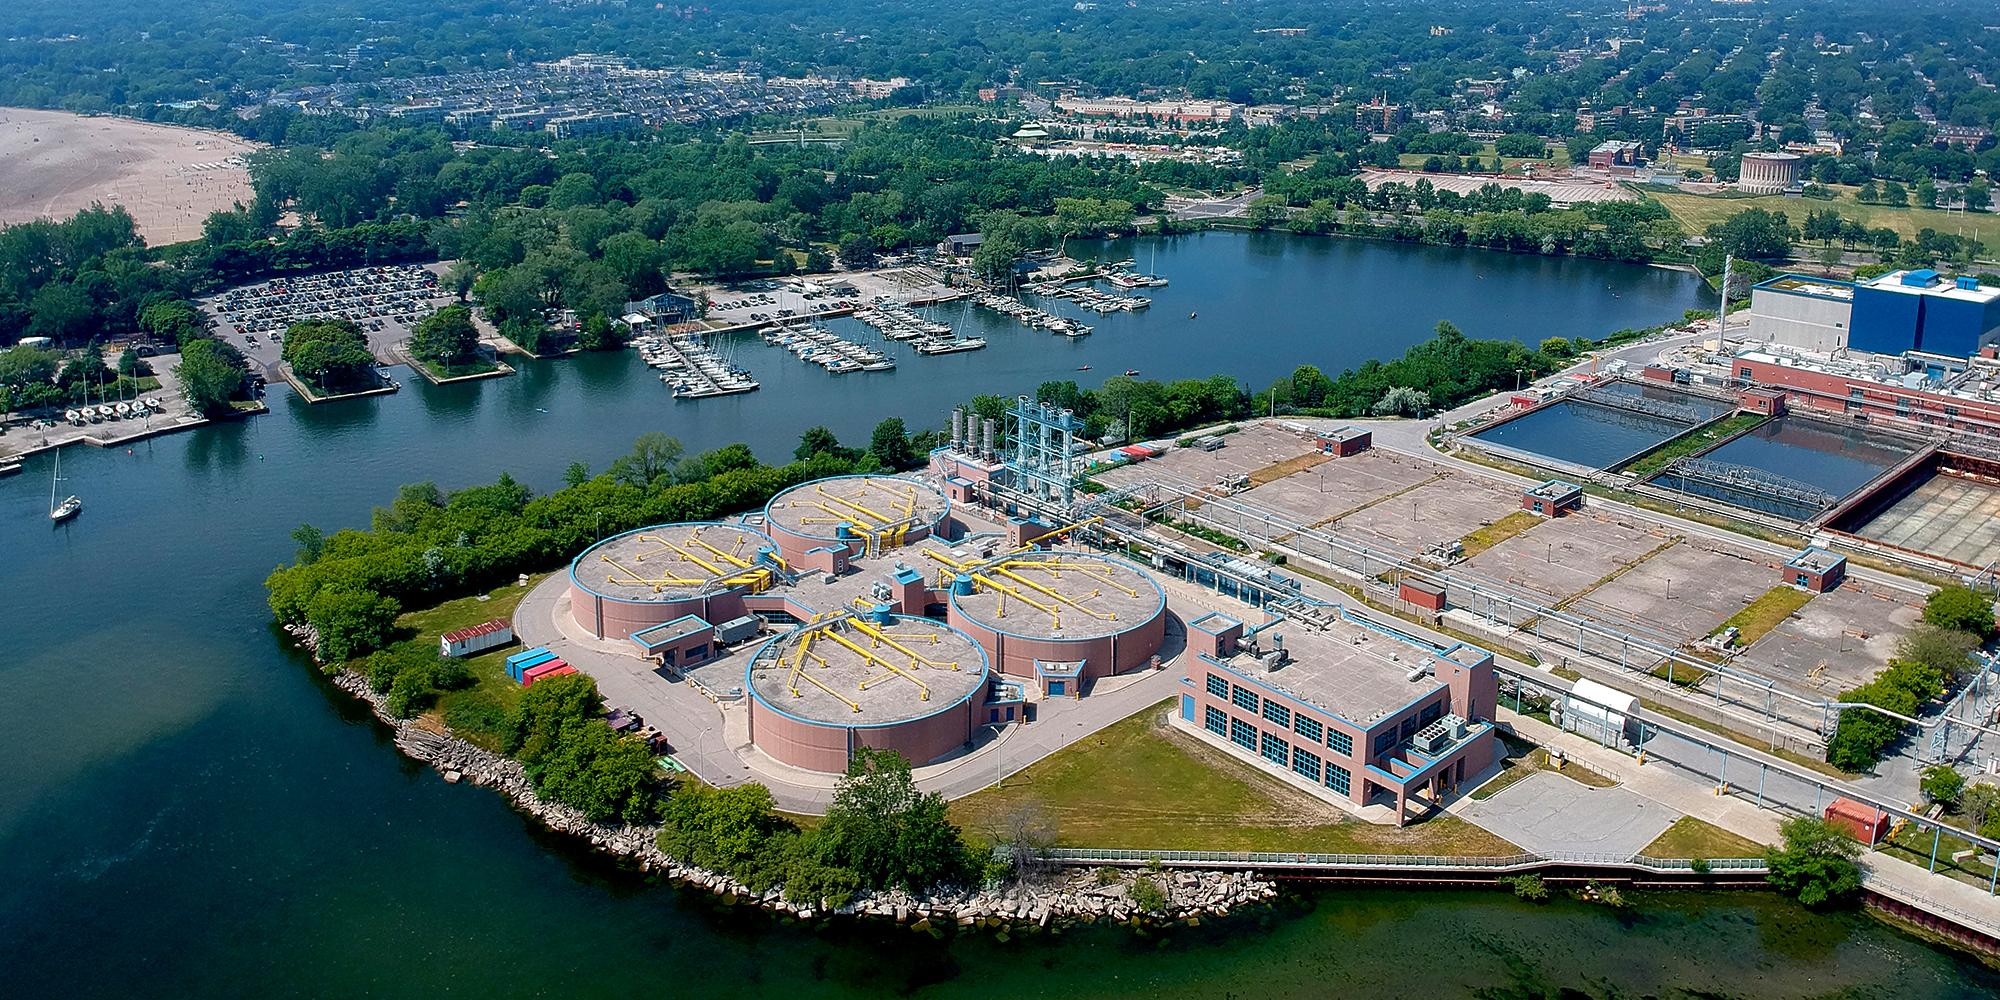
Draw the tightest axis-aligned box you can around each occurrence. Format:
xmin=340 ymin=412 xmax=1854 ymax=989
xmin=982 ymin=418 xmax=997 ymax=460
xmin=950 ymin=408 xmax=965 ymax=450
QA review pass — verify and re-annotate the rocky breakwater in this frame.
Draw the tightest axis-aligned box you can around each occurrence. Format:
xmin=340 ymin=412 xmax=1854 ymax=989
xmin=329 ymin=670 xmax=1277 ymax=930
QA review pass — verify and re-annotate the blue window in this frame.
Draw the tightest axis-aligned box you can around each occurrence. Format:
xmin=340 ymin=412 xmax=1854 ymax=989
xmin=1206 ymin=673 xmax=1229 ymax=699
xmin=1261 ymin=732 xmax=1288 ymax=765
xmin=1326 ymin=763 xmax=1352 ymax=796
xmin=1374 ymin=730 xmax=1399 ymax=756
xmin=1292 ymin=747 xmax=1322 ymax=782
xmin=1294 ymin=715 xmax=1323 ymax=743
xmin=1420 ymin=701 xmax=1444 ymax=725
xmin=1230 ymin=718 xmax=1257 ymax=749
xmin=1231 ymin=684 xmax=1259 ymax=713
xmin=1327 ymin=728 xmax=1353 ymax=757
xmin=1205 ymin=705 xmax=1227 ymax=736
xmin=1262 ymin=700 xmax=1290 ymax=728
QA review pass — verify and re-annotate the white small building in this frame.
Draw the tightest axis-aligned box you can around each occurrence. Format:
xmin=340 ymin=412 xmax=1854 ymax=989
xmin=441 ymin=619 xmax=514 ymax=658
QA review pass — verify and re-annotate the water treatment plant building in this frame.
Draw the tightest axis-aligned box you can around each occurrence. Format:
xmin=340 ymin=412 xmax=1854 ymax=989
xmin=941 ymin=549 xmax=1170 ymax=697
xmin=746 ymin=611 xmax=994 ymax=772
xmin=763 ymin=474 xmax=954 ymax=568
xmin=568 ymin=522 xmax=782 ymax=640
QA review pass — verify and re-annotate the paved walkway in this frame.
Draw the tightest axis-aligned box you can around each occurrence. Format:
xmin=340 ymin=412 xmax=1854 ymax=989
xmin=1492 ymin=710 xmax=2000 ymax=939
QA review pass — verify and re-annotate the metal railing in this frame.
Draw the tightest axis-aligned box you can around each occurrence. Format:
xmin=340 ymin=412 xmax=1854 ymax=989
xmin=1040 ymin=847 xmax=1767 ymax=873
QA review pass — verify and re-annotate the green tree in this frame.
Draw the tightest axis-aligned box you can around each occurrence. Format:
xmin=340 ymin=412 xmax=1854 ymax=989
xmin=1921 ymin=765 xmax=1966 ymax=806
xmin=304 ymin=587 xmax=401 ymax=663
xmin=172 ymin=338 xmax=249 ymax=417
xmin=867 ymin=417 xmax=916 ymax=469
xmin=1764 ymin=816 xmax=1862 ymax=907
xmin=281 ymin=318 xmax=375 ymax=390
xmin=812 ymin=748 xmax=972 ymax=893
xmin=291 ymin=524 xmax=326 ymax=565
xmin=1923 ymin=586 xmax=1995 ymax=639
xmin=795 ymin=425 xmax=850 ymax=463
xmin=408 ymin=304 xmax=480 ymax=369
xmin=608 ymin=431 xmax=685 ymax=487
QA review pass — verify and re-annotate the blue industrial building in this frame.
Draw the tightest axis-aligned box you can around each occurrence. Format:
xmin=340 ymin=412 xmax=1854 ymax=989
xmin=1847 ymin=270 xmax=2000 ymax=359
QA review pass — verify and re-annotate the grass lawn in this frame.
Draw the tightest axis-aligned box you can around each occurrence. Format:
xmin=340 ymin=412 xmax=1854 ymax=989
xmin=419 ymin=356 xmax=502 ymax=380
xmin=1615 ymin=413 xmax=1767 ymax=479
xmin=357 ymin=574 xmax=550 ymax=750
xmin=1456 ymin=510 xmax=1543 ymax=559
xmin=1879 ymin=821 xmax=1997 ymax=891
xmin=1644 ymin=186 xmax=2000 ymax=247
xmin=1639 ymin=816 xmax=1765 ymax=860
xmin=1711 ymin=585 xmax=1814 ymax=648
xmin=949 ymin=700 xmax=1521 ymax=856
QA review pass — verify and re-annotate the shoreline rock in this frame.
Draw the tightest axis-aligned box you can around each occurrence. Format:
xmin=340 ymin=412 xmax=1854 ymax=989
xmin=330 ymin=669 xmax=1278 ymax=929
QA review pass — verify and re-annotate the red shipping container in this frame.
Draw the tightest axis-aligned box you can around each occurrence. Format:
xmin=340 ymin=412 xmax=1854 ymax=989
xmin=1823 ymin=797 xmax=1890 ymax=846
xmin=521 ymin=659 xmax=570 ymax=687
xmin=531 ymin=664 xmax=577 ymax=686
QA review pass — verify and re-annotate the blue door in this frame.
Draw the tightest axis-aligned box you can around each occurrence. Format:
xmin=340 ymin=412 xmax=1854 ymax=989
xmin=1180 ymin=694 xmax=1196 ymax=722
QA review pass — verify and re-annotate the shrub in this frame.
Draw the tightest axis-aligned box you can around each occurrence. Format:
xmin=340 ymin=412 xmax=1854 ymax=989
xmin=1921 ymin=765 xmax=1966 ymax=807
xmin=1503 ymin=874 xmax=1548 ymax=901
xmin=1128 ymin=875 xmax=1169 ymax=913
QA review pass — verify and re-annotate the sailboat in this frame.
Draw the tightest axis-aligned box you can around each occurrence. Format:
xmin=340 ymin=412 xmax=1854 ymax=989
xmin=49 ymin=449 xmax=82 ymax=524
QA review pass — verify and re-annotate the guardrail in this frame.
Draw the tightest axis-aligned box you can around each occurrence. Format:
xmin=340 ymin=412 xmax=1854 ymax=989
xmin=1041 ymin=847 xmax=1768 ymax=874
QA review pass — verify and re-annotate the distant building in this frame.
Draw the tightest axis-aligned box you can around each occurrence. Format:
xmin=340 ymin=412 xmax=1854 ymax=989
xmin=1586 ymin=140 xmax=1644 ymax=171
xmin=1054 ymin=96 xmax=1240 ymax=125
xmin=1354 ymin=98 xmax=1409 ymax=132
xmin=1737 ymin=151 xmax=1803 ymax=194
xmin=545 ymin=111 xmax=639 ymax=139
xmin=626 ymin=291 xmax=700 ymax=324
xmin=938 ymin=233 xmax=984 ymax=257
xmin=1936 ymin=124 xmax=1993 ymax=149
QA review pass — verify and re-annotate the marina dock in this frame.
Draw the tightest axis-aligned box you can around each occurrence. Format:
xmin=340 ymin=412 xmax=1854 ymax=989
xmin=633 ymin=333 xmax=760 ymax=399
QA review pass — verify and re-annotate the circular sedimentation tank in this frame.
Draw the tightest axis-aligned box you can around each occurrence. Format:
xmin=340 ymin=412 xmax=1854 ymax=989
xmin=945 ymin=550 xmax=1168 ymax=682
xmin=762 ymin=474 xmax=952 ymax=562
xmin=746 ymin=610 xmax=990 ymax=772
xmin=567 ymin=522 xmax=781 ymax=639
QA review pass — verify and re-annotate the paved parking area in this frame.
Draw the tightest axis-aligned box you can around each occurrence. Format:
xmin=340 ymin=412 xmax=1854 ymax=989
xmin=1457 ymin=769 xmax=1676 ymax=858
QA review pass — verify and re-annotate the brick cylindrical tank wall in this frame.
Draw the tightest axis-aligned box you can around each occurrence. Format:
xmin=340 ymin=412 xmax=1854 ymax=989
xmin=946 ymin=552 xmax=1168 ymax=682
xmin=745 ymin=620 xmax=991 ymax=773
xmin=566 ymin=522 xmax=774 ymax=639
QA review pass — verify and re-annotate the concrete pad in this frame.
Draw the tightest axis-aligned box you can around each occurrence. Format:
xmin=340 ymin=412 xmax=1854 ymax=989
xmin=1571 ymin=540 xmax=1774 ymax=644
xmin=1328 ymin=474 xmax=1518 ymax=555
xmin=1464 ymin=513 xmax=1669 ymax=606
xmin=1240 ymin=450 xmax=1438 ymax=525
xmin=1740 ymin=581 xmax=1921 ymax=695
xmin=1457 ymin=769 xmax=1676 ymax=858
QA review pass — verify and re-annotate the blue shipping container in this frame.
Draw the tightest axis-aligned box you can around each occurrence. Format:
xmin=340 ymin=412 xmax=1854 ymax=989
xmin=507 ymin=649 xmax=558 ymax=682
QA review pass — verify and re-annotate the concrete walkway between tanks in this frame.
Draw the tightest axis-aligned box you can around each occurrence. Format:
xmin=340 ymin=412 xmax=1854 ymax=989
xmin=1484 ymin=710 xmax=2000 ymax=941
xmin=512 ymin=569 xmax=1192 ymax=814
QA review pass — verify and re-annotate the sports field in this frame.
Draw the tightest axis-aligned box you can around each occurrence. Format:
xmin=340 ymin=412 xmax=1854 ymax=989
xmin=0 ymin=107 xmax=259 ymax=245
xmin=1645 ymin=185 xmax=2000 ymax=249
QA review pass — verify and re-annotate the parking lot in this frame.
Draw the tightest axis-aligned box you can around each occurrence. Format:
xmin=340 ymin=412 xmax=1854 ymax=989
xmin=701 ymin=267 xmax=958 ymax=328
xmin=200 ymin=262 xmax=452 ymax=369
